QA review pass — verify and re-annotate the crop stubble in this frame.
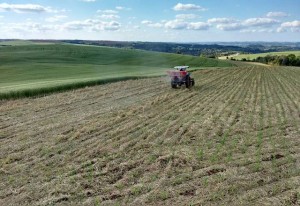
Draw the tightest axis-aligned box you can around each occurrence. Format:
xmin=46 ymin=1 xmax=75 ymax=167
xmin=0 ymin=65 xmax=299 ymax=205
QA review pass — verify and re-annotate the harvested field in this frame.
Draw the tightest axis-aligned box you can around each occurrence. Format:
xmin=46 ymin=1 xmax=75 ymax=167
xmin=0 ymin=65 xmax=300 ymax=205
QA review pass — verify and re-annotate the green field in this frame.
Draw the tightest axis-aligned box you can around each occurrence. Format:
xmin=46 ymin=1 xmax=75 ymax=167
xmin=234 ymin=51 xmax=300 ymax=60
xmin=0 ymin=44 xmax=232 ymax=98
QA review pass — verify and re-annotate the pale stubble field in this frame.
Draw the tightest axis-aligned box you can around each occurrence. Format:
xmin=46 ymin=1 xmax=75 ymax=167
xmin=0 ymin=65 xmax=300 ymax=205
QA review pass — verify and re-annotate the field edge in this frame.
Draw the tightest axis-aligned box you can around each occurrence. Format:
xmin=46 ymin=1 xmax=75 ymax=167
xmin=0 ymin=75 xmax=160 ymax=100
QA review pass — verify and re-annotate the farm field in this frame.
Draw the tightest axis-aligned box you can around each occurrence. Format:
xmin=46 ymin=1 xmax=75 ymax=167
xmin=1 ymin=65 xmax=300 ymax=205
xmin=0 ymin=44 xmax=232 ymax=98
xmin=233 ymin=51 xmax=300 ymax=60
xmin=0 ymin=40 xmax=54 ymax=46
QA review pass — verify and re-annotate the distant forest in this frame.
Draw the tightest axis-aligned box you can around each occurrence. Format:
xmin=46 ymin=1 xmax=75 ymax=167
xmin=57 ymin=40 xmax=300 ymax=57
xmin=239 ymin=54 xmax=300 ymax=66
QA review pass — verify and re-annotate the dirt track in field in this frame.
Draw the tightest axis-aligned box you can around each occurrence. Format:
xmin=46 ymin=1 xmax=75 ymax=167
xmin=1 ymin=66 xmax=300 ymax=205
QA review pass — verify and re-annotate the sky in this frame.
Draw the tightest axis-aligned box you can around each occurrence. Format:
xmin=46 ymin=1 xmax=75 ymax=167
xmin=0 ymin=0 xmax=299 ymax=42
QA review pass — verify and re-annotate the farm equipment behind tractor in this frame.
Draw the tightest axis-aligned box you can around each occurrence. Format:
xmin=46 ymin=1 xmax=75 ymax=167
xmin=167 ymin=66 xmax=195 ymax=88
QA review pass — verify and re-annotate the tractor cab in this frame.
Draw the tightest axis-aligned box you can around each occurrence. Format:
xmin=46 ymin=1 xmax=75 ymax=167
xmin=174 ymin=66 xmax=189 ymax=71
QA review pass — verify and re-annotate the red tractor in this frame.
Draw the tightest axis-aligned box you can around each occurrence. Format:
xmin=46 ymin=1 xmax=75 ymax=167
xmin=167 ymin=66 xmax=195 ymax=88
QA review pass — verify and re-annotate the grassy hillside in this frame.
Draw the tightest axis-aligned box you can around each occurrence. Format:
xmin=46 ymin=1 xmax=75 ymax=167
xmin=0 ymin=44 xmax=232 ymax=98
xmin=234 ymin=51 xmax=300 ymax=60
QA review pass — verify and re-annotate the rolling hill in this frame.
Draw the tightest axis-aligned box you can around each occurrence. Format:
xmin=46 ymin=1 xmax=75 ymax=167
xmin=0 ymin=44 xmax=233 ymax=98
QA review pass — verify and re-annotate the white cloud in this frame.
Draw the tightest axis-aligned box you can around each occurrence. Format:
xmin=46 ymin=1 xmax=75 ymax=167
xmin=281 ymin=20 xmax=300 ymax=28
xmin=164 ymin=19 xmax=209 ymax=30
xmin=81 ymin=0 xmax=96 ymax=2
xmin=214 ymin=17 xmax=281 ymax=31
xmin=148 ymin=23 xmax=164 ymax=28
xmin=97 ymin=10 xmax=118 ymax=14
xmin=3 ymin=22 xmax=59 ymax=33
xmin=291 ymin=28 xmax=300 ymax=32
xmin=239 ymin=29 xmax=255 ymax=33
xmin=46 ymin=15 xmax=67 ymax=23
xmin=240 ymin=29 xmax=274 ymax=33
xmin=266 ymin=12 xmax=288 ymax=18
xmin=173 ymin=3 xmax=206 ymax=11
xmin=243 ymin=18 xmax=279 ymax=27
xmin=215 ymin=18 xmax=279 ymax=31
xmin=98 ymin=14 xmax=120 ymax=20
xmin=145 ymin=16 xmax=282 ymax=33
xmin=279 ymin=20 xmax=300 ymax=32
xmin=102 ymin=21 xmax=121 ymax=30
xmin=116 ymin=6 xmax=131 ymax=11
xmin=0 ymin=3 xmax=59 ymax=13
xmin=208 ymin=18 xmax=237 ymax=24
xmin=187 ymin=22 xmax=209 ymax=30
xmin=141 ymin=20 xmax=152 ymax=24
xmin=63 ymin=19 xmax=121 ymax=31
xmin=141 ymin=20 xmax=163 ymax=28
xmin=276 ymin=27 xmax=287 ymax=33
xmin=176 ymin=14 xmax=199 ymax=20
xmin=216 ymin=23 xmax=244 ymax=31
xmin=165 ymin=20 xmax=188 ymax=30
xmin=63 ymin=20 xmax=91 ymax=30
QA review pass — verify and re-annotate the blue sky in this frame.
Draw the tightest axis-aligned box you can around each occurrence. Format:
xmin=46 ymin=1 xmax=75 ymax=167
xmin=0 ymin=0 xmax=299 ymax=42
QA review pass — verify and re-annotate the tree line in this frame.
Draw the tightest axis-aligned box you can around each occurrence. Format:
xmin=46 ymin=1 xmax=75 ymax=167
xmin=237 ymin=54 xmax=300 ymax=66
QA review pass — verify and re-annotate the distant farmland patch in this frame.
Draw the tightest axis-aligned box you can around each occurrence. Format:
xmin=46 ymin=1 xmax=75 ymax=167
xmin=0 ymin=40 xmax=54 ymax=46
xmin=234 ymin=51 xmax=300 ymax=60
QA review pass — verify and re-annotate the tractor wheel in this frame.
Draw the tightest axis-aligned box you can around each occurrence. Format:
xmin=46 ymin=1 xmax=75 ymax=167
xmin=191 ymin=78 xmax=195 ymax=87
xmin=171 ymin=82 xmax=177 ymax=88
xmin=185 ymin=76 xmax=191 ymax=88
